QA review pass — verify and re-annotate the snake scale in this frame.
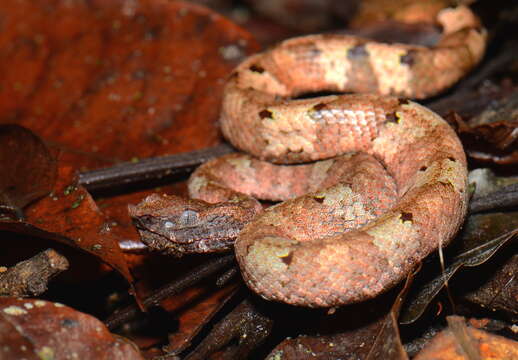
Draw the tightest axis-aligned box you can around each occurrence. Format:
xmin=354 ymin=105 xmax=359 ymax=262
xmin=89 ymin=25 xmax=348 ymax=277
xmin=130 ymin=5 xmax=487 ymax=307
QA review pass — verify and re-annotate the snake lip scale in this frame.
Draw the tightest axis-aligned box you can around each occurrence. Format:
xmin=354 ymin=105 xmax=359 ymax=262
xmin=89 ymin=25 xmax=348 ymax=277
xmin=131 ymin=5 xmax=486 ymax=307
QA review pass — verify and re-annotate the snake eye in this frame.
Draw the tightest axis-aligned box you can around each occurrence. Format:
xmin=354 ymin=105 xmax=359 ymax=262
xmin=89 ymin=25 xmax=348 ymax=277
xmin=179 ymin=209 xmax=199 ymax=226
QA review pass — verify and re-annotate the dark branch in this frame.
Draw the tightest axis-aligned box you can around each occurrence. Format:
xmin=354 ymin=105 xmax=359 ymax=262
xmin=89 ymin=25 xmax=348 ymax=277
xmin=79 ymin=144 xmax=234 ymax=192
xmin=469 ymin=183 xmax=518 ymax=213
xmin=0 ymin=249 xmax=69 ymax=297
xmin=105 ymin=254 xmax=235 ymax=330
xmin=181 ymin=298 xmax=273 ymax=360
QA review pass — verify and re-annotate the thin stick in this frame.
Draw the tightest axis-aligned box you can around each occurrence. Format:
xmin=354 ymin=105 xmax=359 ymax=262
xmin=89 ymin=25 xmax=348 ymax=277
xmin=79 ymin=144 xmax=234 ymax=192
xmin=0 ymin=249 xmax=69 ymax=297
xmin=469 ymin=184 xmax=518 ymax=213
xmin=105 ymin=254 xmax=235 ymax=330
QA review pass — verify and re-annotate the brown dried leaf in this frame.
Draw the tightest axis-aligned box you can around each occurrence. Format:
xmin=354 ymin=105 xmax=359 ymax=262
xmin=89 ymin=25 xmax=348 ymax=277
xmin=0 ymin=297 xmax=143 ymax=359
xmin=0 ymin=124 xmax=56 ymax=220
xmin=463 ymin=252 xmax=518 ymax=319
xmin=266 ymin=272 xmax=415 ymax=360
xmin=0 ymin=164 xmax=135 ymax=286
xmin=0 ymin=0 xmax=259 ymax=168
xmin=447 ymin=90 xmax=518 ymax=165
xmin=400 ymin=213 xmax=518 ymax=324
xmin=0 ymin=0 xmax=260 ymax=307
xmin=413 ymin=316 xmax=518 ymax=360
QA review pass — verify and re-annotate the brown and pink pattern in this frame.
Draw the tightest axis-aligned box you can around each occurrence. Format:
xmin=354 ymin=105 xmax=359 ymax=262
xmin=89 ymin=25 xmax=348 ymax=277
xmin=131 ymin=5 xmax=486 ymax=307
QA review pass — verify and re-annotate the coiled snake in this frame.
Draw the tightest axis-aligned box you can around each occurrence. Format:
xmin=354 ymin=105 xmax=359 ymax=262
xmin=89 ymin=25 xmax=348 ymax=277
xmin=130 ymin=5 xmax=486 ymax=307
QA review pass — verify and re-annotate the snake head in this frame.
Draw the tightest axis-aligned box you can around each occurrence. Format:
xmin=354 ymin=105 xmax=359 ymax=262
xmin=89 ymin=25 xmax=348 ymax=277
xmin=128 ymin=193 xmax=259 ymax=256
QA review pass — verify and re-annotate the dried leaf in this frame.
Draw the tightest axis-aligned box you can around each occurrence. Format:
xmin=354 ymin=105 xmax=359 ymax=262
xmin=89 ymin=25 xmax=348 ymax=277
xmin=0 ymin=124 xmax=56 ymax=220
xmin=400 ymin=213 xmax=518 ymax=324
xmin=266 ymin=272 xmax=416 ymax=360
xmin=366 ymin=271 xmax=414 ymax=360
xmin=0 ymin=0 xmax=259 ymax=167
xmin=0 ymin=165 xmax=135 ymax=287
xmin=413 ymin=316 xmax=518 ymax=360
xmin=0 ymin=297 xmax=143 ymax=359
xmin=462 ymin=253 xmax=518 ymax=319
xmin=446 ymin=90 xmax=518 ymax=165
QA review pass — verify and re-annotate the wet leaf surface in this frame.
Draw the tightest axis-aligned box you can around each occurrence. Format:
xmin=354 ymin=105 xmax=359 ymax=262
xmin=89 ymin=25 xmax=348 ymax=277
xmin=446 ymin=90 xmax=518 ymax=165
xmin=0 ymin=164 xmax=135 ymax=286
xmin=0 ymin=0 xmax=258 ymax=169
xmin=0 ymin=1 xmax=259 ymax=350
xmin=400 ymin=213 xmax=518 ymax=324
xmin=0 ymin=297 xmax=143 ymax=359
xmin=460 ymin=253 xmax=518 ymax=320
xmin=0 ymin=124 xmax=56 ymax=220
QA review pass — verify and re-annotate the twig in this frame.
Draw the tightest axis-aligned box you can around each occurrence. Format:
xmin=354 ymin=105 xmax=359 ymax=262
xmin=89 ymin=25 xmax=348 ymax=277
xmin=0 ymin=249 xmax=69 ymax=297
xmin=469 ymin=183 xmax=518 ymax=213
xmin=105 ymin=254 xmax=235 ymax=330
xmin=216 ymin=267 xmax=239 ymax=287
xmin=79 ymin=144 xmax=235 ymax=192
xmin=181 ymin=298 xmax=273 ymax=360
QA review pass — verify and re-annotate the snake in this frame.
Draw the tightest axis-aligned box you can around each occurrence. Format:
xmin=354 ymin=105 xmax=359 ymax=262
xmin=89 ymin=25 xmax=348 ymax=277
xmin=130 ymin=5 xmax=486 ymax=307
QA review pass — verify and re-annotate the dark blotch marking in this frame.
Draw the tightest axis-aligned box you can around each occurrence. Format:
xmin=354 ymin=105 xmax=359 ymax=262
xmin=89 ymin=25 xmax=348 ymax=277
xmin=259 ymin=109 xmax=273 ymax=119
xmin=401 ymin=212 xmax=413 ymax=222
xmin=249 ymin=64 xmax=265 ymax=73
xmin=448 ymin=156 xmax=456 ymax=162
xmin=307 ymin=47 xmax=322 ymax=57
xmin=313 ymin=102 xmax=327 ymax=111
xmin=347 ymin=44 xmax=368 ymax=59
xmin=400 ymin=50 xmax=417 ymax=66
xmin=281 ymin=252 xmax=294 ymax=266
xmin=398 ymin=98 xmax=410 ymax=105
xmin=385 ymin=112 xmax=398 ymax=123
xmin=419 ymin=166 xmax=428 ymax=171
xmin=313 ymin=196 xmax=325 ymax=204
xmin=61 ymin=318 xmax=78 ymax=328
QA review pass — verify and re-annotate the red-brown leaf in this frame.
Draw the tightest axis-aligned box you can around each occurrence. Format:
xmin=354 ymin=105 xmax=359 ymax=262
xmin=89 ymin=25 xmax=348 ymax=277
xmin=0 ymin=297 xmax=143 ymax=359
xmin=0 ymin=0 xmax=259 ymax=168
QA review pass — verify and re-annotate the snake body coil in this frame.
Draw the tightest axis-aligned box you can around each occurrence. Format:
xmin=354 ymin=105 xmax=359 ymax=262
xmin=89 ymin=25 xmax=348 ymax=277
xmin=132 ymin=5 xmax=486 ymax=307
